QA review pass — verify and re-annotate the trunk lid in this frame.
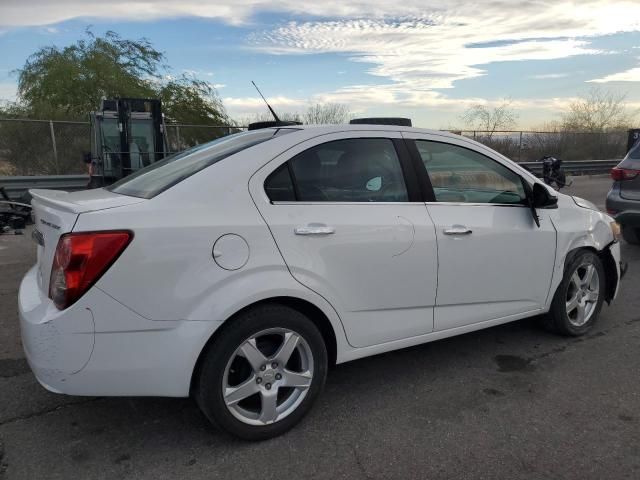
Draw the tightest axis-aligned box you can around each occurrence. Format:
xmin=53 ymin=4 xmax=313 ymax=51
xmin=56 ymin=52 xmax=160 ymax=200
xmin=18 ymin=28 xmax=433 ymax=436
xmin=30 ymin=188 xmax=144 ymax=294
xmin=619 ymin=174 xmax=640 ymax=201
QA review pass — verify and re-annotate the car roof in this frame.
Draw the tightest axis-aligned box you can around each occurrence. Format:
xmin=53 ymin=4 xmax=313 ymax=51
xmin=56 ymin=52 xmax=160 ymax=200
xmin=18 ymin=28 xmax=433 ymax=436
xmin=274 ymin=124 xmax=462 ymax=140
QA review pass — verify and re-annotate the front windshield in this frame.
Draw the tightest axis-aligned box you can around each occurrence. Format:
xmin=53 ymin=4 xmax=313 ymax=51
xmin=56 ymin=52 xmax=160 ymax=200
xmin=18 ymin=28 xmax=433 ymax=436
xmin=108 ymin=128 xmax=296 ymax=199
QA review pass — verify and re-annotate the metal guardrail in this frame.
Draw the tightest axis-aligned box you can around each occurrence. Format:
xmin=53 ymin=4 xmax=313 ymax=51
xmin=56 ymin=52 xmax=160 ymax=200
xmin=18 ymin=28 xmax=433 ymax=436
xmin=0 ymin=160 xmax=618 ymax=201
xmin=0 ymin=175 xmax=88 ymax=200
xmin=519 ymin=159 xmax=618 ymax=176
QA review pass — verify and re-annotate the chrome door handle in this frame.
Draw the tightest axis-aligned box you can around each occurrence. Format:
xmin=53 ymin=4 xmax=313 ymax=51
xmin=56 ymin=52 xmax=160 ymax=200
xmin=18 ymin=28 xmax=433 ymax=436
xmin=443 ymin=225 xmax=472 ymax=235
xmin=294 ymin=224 xmax=335 ymax=235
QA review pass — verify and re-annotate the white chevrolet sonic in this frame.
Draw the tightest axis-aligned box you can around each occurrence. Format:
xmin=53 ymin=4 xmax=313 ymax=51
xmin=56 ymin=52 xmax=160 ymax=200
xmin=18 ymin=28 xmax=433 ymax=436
xmin=19 ymin=123 xmax=623 ymax=440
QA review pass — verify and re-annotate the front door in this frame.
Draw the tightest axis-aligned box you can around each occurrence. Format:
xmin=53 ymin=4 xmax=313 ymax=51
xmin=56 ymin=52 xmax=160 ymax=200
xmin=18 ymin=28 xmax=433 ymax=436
xmin=405 ymin=134 xmax=557 ymax=331
xmin=250 ymin=132 xmax=438 ymax=348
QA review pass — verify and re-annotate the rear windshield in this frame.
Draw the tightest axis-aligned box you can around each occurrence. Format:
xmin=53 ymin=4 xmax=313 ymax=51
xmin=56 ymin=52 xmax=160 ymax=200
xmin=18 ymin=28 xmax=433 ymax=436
xmin=621 ymin=141 xmax=640 ymax=169
xmin=108 ymin=128 xmax=297 ymax=199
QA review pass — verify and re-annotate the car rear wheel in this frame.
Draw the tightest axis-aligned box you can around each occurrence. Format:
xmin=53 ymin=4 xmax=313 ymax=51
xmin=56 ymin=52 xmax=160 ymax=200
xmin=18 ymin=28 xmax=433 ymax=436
xmin=543 ymin=250 xmax=605 ymax=336
xmin=622 ymin=225 xmax=640 ymax=245
xmin=195 ymin=304 xmax=327 ymax=441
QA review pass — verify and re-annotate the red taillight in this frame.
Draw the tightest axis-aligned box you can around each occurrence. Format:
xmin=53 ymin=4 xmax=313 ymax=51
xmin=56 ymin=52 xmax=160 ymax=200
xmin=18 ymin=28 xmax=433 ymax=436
xmin=610 ymin=167 xmax=640 ymax=181
xmin=49 ymin=231 xmax=132 ymax=310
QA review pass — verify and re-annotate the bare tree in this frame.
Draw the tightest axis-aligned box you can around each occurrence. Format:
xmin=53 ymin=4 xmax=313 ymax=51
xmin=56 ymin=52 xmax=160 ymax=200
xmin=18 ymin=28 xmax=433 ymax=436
xmin=236 ymin=111 xmax=302 ymax=127
xmin=235 ymin=103 xmax=351 ymax=127
xmin=561 ymin=87 xmax=635 ymax=132
xmin=304 ymin=103 xmax=352 ymax=124
xmin=461 ymin=99 xmax=518 ymax=139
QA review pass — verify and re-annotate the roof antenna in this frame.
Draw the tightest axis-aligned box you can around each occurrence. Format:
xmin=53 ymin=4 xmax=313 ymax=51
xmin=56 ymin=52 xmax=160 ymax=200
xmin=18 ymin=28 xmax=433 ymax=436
xmin=252 ymin=81 xmax=281 ymax=123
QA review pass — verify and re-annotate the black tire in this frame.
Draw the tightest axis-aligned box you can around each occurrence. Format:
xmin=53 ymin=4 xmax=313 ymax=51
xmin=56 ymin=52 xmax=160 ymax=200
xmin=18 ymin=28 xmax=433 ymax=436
xmin=542 ymin=250 xmax=606 ymax=336
xmin=622 ymin=225 xmax=640 ymax=245
xmin=195 ymin=304 xmax=328 ymax=441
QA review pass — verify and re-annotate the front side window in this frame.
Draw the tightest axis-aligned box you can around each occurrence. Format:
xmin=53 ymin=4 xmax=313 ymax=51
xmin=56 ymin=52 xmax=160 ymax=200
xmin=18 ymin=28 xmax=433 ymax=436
xmin=416 ymin=140 xmax=525 ymax=204
xmin=265 ymin=138 xmax=409 ymax=202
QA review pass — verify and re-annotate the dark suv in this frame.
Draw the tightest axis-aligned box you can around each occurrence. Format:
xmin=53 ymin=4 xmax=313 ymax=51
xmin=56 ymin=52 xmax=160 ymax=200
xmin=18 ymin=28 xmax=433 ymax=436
xmin=606 ymin=141 xmax=640 ymax=244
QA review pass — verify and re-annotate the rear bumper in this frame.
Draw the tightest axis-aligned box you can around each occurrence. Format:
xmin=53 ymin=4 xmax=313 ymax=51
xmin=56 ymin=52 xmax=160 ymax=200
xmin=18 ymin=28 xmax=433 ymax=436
xmin=615 ymin=210 xmax=640 ymax=228
xmin=19 ymin=265 xmax=220 ymax=397
xmin=606 ymin=187 xmax=640 ymax=220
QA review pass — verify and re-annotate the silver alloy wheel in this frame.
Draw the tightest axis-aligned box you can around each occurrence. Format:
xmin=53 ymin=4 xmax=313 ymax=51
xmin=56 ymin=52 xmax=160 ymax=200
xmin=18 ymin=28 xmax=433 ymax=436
xmin=565 ymin=261 xmax=600 ymax=327
xmin=222 ymin=328 xmax=314 ymax=426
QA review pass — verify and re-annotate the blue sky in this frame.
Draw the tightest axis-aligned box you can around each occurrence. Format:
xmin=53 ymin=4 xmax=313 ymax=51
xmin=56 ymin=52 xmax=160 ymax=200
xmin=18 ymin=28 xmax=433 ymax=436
xmin=1 ymin=1 xmax=640 ymax=128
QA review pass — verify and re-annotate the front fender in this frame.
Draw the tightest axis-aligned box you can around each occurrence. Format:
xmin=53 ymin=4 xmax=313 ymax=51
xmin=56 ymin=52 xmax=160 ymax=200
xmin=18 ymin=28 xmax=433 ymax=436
xmin=546 ymin=195 xmax=616 ymax=309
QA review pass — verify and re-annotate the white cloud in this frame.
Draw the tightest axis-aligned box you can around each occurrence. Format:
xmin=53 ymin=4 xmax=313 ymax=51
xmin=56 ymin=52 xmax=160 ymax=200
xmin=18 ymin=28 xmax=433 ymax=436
xmin=182 ymin=69 xmax=215 ymax=77
xmin=588 ymin=66 xmax=640 ymax=83
xmin=223 ymin=95 xmax=308 ymax=118
xmin=2 ymin=1 xmax=640 ymax=123
xmin=244 ymin=1 xmax=640 ymax=110
xmin=530 ymin=73 xmax=571 ymax=80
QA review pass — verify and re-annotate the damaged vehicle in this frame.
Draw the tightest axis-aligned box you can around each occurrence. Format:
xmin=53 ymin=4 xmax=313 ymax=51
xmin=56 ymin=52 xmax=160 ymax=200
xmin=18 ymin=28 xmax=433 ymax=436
xmin=19 ymin=121 xmax=623 ymax=440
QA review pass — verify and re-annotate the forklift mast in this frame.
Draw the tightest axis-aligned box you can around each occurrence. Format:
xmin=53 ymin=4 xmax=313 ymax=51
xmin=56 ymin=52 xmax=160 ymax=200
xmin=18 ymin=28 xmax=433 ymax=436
xmin=88 ymin=98 xmax=167 ymax=187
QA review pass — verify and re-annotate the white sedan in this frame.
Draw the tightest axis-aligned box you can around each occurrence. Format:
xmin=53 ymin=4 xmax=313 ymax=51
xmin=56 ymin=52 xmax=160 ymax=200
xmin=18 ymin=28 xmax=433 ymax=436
xmin=19 ymin=123 xmax=622 ymax=440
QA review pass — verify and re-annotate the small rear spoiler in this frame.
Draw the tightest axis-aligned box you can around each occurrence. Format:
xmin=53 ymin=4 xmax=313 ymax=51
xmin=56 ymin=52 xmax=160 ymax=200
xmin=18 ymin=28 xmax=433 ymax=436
xmin=30 ymin=188 xmax=145 ymax=214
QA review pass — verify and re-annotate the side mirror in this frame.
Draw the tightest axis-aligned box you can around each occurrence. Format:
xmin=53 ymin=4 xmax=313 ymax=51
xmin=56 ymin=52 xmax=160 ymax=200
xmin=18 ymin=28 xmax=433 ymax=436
xmin=522 ymin=179 xmax=558 ymax=228
xmin=532 ymin=183 xmax=558 ymax=209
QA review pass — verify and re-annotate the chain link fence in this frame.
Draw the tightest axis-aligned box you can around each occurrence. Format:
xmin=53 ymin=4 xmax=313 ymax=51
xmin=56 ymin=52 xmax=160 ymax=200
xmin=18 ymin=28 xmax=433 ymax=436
xmin=164 ymin=124 xmax=242 ymax=153
xmin=0 ymin=118 xmax=629 ymax=175
xmin=0 ymin=119 xmax=246 ymax=176
xmin=458 ymin=130 xmax=628 ymax=162
xmin=0 ymin=119 xmax=92 ymax=175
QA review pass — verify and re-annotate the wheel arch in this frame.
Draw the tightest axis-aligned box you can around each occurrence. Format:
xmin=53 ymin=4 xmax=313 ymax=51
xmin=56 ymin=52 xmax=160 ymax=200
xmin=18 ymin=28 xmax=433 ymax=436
xmin=189 ymin=296 xmax=339 ymax=396
xmin=561 ymin=245 xmax=617 ymax=304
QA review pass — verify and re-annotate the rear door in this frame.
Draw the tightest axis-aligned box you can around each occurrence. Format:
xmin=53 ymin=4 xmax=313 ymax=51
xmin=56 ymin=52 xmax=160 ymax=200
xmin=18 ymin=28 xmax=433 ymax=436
xmin=250 ymin=131 xmax=438 ymax=348
xmin=403 ymin=133 xmax=557 ymax=331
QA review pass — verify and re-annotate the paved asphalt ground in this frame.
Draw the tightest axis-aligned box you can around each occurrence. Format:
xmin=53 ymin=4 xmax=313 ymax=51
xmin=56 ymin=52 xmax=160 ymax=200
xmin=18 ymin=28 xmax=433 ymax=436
xmin=1 ymin=176 xmax=638 ymax=480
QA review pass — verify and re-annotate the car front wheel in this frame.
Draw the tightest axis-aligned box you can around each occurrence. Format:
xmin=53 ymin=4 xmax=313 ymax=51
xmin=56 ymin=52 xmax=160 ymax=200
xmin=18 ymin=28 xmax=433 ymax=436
xmin=195 ymin=304 xmax=328 ymax=440
xmin=543 ymin=250 xmax=605 ymax=336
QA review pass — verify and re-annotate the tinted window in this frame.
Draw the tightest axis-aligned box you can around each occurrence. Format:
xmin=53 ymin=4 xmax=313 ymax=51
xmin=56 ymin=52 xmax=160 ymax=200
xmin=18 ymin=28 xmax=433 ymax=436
xmin=270 ymin=138 xmax=408 ymax=202
xmin=416 ymin=140 xmax=525 ymax=204
xmin=109 ymin=128 xmax=297 ymax=199
xmin=265 ymin=164 xmax=296 ymax=201
xmin=621 ymin=141 xmax=640 ymax=169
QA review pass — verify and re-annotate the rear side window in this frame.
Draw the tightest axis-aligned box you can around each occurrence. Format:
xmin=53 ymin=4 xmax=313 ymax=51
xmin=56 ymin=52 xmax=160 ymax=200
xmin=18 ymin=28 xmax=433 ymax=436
xmin=265 ymin=164 xmax=296 ymax=201
xmin=621 ymin=141 xmax=640 ymax=169
xmin=109 ymin=128 xmax=297 ymax=199
xmin=265 ymin=138 xmax=409 ymax=202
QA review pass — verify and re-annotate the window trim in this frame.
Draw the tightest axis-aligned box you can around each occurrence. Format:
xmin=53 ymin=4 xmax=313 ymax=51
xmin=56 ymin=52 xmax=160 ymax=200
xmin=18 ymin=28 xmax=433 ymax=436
xmin=263 ymin=136 xmax=420 ymax=204
xmin=405 ymin=139 xmax=436 ymax=202
xmin=405 ymin=138 xmax=528 ymax=206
